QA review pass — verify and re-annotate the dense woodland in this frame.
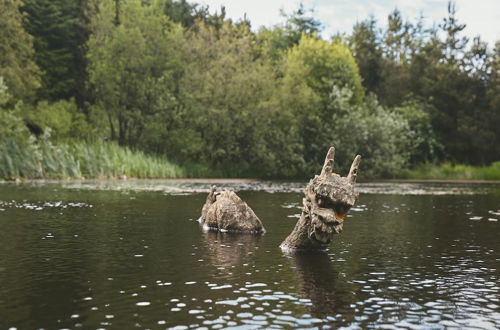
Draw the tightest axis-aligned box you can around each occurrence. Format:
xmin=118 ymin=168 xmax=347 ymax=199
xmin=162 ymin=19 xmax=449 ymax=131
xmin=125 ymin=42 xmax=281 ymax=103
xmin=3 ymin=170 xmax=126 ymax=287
xmin=0 ymin=0 xmax=499 ymax=179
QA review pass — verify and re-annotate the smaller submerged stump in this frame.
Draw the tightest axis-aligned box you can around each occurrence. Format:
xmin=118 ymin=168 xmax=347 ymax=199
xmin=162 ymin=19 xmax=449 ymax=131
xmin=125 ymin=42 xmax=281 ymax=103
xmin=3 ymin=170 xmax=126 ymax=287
xmin=280 ymin=147 xmax=361 ymax=252
xmin=199 ymin=186 xmax=265 ymax=234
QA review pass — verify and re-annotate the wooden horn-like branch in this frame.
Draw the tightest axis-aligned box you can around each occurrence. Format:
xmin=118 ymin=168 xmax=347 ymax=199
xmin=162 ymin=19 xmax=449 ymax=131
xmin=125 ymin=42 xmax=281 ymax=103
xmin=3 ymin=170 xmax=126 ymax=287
xmin=320 ymin=147 xmax=335 ymax=176
xmin=347 ymin=155 xmax=361 ymax=183
xmin=207 ymin=185 xmax=217 ymax=203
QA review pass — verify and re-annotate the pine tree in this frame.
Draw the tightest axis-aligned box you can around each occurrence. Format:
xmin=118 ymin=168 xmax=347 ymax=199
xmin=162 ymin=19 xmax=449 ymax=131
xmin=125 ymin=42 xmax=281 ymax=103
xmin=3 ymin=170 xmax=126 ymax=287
xmin=22 ymin=0 xmax=87 ymax=102
xmin=0 ymin=0 xmax=40 ymax=101
xmin=349 ymin=17 xmax=383 ymax=94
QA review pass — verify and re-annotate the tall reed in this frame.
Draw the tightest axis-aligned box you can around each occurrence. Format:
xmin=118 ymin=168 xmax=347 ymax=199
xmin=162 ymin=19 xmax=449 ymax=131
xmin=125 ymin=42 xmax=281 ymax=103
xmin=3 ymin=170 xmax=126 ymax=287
xmin=0 ymin=138 xmax=185 ymax=179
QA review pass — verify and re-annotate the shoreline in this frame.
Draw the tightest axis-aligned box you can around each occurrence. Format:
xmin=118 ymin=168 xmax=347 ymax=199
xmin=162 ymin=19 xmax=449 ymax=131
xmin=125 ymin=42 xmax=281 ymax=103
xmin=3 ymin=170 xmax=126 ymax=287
xmin=1 ymin=178 xmax=500 ymax=184
xmin=373 ymin=178 xmax=500 ymax=184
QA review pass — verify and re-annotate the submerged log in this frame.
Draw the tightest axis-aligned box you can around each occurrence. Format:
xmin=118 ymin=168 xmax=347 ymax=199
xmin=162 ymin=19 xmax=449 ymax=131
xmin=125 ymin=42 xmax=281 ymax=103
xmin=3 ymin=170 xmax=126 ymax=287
xmin=280 ymin=147 xmax=361 ymax=252
xmin=199 ymin=186 xmax=265 ymax=234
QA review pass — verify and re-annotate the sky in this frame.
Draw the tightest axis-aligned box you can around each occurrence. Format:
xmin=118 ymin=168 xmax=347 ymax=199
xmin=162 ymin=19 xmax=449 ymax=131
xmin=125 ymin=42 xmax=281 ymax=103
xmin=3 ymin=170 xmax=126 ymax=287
xmin=196 ymin=0 xmax=500 ymax=47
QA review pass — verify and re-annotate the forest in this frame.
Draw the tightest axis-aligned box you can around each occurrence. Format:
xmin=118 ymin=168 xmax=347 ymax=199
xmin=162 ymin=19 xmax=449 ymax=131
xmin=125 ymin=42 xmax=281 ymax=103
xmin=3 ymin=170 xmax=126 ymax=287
xmin=1 ymin=0 xmax=499 ymax=179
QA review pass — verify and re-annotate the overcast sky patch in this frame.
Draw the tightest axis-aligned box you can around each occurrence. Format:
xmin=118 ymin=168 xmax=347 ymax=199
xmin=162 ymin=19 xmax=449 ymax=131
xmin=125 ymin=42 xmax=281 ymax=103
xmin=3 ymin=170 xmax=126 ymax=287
xmin=197 ymin=0 xmax=499 ymax=46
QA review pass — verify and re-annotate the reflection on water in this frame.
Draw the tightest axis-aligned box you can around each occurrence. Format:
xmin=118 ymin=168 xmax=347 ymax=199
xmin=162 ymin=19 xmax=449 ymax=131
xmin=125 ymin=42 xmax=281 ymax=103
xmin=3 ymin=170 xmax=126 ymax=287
xmin=287 ymin=252 xmax=354 ymax=322
xmin=0 ymin=181 xmax=499 ymax=329
xmin=201 ymin=231 xmax=261 ymax=269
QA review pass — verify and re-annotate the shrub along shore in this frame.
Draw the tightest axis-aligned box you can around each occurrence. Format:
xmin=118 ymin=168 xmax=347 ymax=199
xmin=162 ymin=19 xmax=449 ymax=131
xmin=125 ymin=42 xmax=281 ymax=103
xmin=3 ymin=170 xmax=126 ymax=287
xmin=1 ymin=137 xmax=500 ymax=181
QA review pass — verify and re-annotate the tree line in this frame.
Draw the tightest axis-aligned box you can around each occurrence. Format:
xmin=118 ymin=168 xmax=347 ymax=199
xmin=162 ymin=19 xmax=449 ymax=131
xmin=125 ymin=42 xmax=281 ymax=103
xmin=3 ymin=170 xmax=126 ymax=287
xmin=1 ymin=0 xmax=498 ymax=178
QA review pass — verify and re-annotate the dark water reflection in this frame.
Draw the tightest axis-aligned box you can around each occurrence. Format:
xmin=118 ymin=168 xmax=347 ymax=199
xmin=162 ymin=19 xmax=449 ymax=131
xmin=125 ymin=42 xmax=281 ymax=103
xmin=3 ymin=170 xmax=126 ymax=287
xmin=201 ymin=231 xmax=262 ymax=269
xmin=0 ymin=181 xmax=499 ymax=329
xmin=287 ymin=252 xmax=355 ymax=322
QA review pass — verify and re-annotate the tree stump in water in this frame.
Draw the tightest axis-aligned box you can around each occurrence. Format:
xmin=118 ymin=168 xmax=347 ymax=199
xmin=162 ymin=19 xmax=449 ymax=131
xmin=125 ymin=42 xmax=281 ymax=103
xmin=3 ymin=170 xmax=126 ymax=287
xmin=199 ymin=186 xmax=265 ymax=234
xmin=280 ymin=147 xmax=361 ymax=252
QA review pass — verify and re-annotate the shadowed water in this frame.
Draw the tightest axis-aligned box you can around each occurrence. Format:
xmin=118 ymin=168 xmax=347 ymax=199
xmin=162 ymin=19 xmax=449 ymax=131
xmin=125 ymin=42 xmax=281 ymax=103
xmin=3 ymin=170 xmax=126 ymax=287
xmin=0 ymin=181 xmax=499 ymax=329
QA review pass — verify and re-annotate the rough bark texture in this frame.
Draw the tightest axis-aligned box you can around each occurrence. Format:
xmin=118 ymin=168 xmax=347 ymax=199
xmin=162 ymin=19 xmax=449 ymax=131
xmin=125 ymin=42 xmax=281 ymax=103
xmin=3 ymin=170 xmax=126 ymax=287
xmin=280 ymin=147 xmax=361 ymax=252
xmin=199 ymin=186 xmax=265 ymax=234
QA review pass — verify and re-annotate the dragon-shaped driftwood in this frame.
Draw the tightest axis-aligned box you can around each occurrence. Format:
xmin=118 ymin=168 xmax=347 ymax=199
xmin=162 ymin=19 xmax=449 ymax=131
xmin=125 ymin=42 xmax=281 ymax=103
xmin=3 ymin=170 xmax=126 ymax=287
xmin=280 ymin=147 xmax=361 ymax=251
xmin=198 ymin=147 xmax=360 ymax=251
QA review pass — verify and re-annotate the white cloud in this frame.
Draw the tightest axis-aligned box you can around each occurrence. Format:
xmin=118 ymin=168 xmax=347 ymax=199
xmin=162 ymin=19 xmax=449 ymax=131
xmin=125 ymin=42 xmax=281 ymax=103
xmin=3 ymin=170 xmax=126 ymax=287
xmin=196 ymin=0 xmax=499 ymax=46
xmin=454 ymin=0 xmax=500 ymax=45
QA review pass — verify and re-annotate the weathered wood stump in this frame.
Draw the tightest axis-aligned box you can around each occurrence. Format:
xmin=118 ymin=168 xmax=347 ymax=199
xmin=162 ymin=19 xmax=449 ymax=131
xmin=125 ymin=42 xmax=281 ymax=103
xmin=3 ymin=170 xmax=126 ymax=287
xmin=280 ymin=147 xmax=361 ymax=252
xmin=199 ymin=186 xmax=265 ymax=234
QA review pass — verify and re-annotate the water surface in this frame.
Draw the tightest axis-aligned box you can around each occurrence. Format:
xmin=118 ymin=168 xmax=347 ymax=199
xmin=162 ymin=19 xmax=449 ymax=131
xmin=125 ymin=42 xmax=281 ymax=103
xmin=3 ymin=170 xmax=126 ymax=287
xmin=0 ymin=180 xmax=499 ymax=329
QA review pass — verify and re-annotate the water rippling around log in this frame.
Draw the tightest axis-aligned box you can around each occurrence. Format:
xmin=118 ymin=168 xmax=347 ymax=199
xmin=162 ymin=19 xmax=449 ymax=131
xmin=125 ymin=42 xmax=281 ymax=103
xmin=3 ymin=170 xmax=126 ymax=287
xmin=0 ymin=180 xmax=499 ymax=328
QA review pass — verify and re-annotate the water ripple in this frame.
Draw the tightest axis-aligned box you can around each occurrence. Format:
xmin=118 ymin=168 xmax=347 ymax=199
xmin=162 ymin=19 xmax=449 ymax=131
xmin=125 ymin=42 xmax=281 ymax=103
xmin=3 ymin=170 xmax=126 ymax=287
xmin=14 ymin=179 xmax=499 ymax=195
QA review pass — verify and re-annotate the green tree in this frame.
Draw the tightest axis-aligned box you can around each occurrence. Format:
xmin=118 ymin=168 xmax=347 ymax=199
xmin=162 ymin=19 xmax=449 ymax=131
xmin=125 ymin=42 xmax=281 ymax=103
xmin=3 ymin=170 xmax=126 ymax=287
xmin=175 ymin=21 xmax=303 ymax=176
xmin=376 ymin=8 xmax=415 ymax=106
xmin=0 ymin=0 xmax=40 ymax=101
xmin=487 ymin=41 xmax=500 ymax=159
xmin=280 ymin=36 xmax=364 ymax=170
xmin=0 ymin=77 xmax=31 ymax=144
xmin=256 ymin=3 xmax=322 ymax=62
xmin=22 ymin=0 xmax=87 ymax=102
xmin=410 ymin=4 xmax=495 ymax=164
xmin=87 ymin=0 xmax=184 ymax=146
xmin=163 ymin=0 xmax=210 ymax=28
xmin=393 ymin=99 xmax=439 ymax=164
xmin=440 ymin=2 xmax=468 ymax=65
xmin=22 ymin=99 xmax=89 ymax=141
xmin=348 ymin=16 xmax=383 ymax=94
xmin=383 ymin=9 xmax=413 ymax=63
xmin=284 ymin=36 xmax=364 ymax=104
xmin=327 ymin=88 xmax=414 ymax=177
xmin=281 ymin=3 xmax=322 ymax=46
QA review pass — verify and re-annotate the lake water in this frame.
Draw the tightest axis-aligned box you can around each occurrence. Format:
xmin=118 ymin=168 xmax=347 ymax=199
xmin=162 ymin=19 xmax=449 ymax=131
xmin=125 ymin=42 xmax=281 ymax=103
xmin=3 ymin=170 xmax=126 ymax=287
xmin=0 ymin=180 xmax=499 ymax=329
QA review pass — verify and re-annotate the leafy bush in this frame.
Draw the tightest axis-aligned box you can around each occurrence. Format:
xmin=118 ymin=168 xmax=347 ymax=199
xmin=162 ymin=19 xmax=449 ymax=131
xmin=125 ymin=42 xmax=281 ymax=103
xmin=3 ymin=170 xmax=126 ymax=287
xmin=280 ymin=39 xmax=415 ymax=178
xmin=394 ymin=99 xmax=440 ymax=164
xmin=0 ymin=77 xmax=31 ymax=146
xmin=22 ymin=99 xmax=91 ymax=140
xmin=325 ymin=87 xmax=414 ymax=178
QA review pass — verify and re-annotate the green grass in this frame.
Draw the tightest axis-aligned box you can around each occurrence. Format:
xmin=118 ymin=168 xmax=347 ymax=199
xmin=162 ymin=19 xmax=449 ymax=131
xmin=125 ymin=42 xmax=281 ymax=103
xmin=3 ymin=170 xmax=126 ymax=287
xmin=400 ymin=162 xmax=500 ymax=181
xmin=0 ymin=138 xmax=185 ymax=180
